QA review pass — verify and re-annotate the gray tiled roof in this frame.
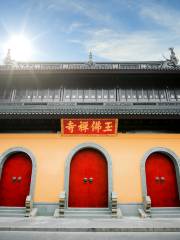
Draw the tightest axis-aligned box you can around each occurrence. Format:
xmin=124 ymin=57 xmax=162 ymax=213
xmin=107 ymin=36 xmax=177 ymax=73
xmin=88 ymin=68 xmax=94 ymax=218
xmin=0 ymin=102 xmax=179 ymax=118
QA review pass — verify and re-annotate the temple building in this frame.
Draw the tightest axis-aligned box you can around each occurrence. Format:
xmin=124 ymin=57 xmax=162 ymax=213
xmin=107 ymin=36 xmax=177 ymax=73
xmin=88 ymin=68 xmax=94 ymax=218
xmin=0 ymin=49 xmax=180 ymax=218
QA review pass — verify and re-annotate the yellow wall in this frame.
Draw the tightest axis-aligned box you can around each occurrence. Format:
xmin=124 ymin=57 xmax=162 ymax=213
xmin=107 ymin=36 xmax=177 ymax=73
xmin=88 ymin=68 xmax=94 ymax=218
xmin=0 ymin=133 xmax=180 ymax=203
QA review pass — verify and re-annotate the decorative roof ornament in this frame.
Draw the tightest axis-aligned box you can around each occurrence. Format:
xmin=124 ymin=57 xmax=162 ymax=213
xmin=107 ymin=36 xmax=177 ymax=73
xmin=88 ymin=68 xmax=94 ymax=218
xmin=88 ymin=51 xmax=94 ymax=66
xmin=4 ymin=49 xmax=13 ymax=65
xmin=163 ymin=47 xmax=179 ymax=67
xmin=169 ymin=47 xmax=178 ymax=65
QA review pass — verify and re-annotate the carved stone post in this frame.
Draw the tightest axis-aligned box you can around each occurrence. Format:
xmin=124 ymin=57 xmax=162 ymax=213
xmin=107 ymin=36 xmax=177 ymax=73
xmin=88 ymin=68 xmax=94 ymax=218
xmin=111 ymin=192 xmax=118 ymax=218
xmin=143 ymin=195 xmax=151 ymax=217
xmin=59 ymin=191 xmax=66 ymax=217
xmin=25 ymin=195 xmax=32 ymax=217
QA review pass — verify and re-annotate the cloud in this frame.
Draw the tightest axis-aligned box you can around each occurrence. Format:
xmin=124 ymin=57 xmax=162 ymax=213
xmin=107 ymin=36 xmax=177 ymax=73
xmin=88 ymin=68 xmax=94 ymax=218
xmin=67 ymin=22 xmax=90 ymax=33
xmin=77 ymin=2 xmax=180 ymax=61
xmin=80 ymin=27 xmax=180 ymax=61
xmin=47 ymin=0 xmax=112 ymax=23
xmin=140 ymin=2 xmax=180 ymax=34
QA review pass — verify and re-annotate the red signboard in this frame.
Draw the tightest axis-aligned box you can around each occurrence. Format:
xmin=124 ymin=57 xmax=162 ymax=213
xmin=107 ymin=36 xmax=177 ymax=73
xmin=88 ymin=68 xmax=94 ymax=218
xmin=61 ymin=119 xmax=118 ymax=136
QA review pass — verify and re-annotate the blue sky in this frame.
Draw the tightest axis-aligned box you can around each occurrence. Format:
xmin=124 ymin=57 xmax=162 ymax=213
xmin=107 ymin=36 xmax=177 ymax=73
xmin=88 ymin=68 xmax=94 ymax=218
xmin=0 ymin=0 xmax=180 ymax=62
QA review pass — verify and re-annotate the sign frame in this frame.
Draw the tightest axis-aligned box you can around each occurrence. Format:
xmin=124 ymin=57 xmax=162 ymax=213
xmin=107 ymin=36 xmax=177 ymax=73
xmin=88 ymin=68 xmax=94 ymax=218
xmin=61 ymin=118 xmax=118 ymax=136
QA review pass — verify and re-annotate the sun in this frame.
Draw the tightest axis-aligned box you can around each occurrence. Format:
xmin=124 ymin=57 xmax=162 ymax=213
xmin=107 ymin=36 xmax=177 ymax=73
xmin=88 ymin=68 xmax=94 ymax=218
xmin=4 ymin=34 xmax=33 ymax=61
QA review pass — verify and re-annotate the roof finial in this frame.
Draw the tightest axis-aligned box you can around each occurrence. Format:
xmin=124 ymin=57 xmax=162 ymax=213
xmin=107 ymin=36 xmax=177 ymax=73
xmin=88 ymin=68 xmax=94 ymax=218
xmin=4 ymin=49 xmax=13 ymax=65
xmin=88 ymin=51 xmax=93 ymax=65
xmin=169 ymin=47 xmax=178 ymax=66
xmin=162 ymin=47 xmax=179 ymax=67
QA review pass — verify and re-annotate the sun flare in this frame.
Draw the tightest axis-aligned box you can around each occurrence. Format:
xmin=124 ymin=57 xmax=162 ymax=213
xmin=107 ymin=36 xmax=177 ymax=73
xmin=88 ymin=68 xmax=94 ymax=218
xmin=4 ymin=34 xmax=33 ymax=61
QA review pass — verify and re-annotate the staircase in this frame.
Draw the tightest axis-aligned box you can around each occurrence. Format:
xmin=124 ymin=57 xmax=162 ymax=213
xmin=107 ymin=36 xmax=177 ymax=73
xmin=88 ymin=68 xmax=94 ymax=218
xmin=0 ymin=207 xmax=26 ymax=217
xmin=55 ymin=208 xmax=112 ymax=218
xmin=151 ymin=207 xmax=180 ymax=218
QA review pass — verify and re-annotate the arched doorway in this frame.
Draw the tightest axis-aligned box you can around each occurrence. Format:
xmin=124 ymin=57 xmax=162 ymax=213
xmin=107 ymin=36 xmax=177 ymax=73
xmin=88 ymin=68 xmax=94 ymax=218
xmin=0 ymin=152 xmax=33 ymax=207
xmin=65 ymin=143 xmax=112 ymax=208
xmin=68 ymin=148 xmax=108 ymax=208
xmin=145 ymin=152 xmax=180 ymax=207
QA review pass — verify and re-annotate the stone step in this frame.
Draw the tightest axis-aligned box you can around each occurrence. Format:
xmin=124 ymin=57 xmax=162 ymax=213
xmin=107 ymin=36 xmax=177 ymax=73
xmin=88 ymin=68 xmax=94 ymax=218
xmin=64 ymin=208 xmax=112 ymax=218
xmin=0 ymin=212 xmax=25 ymax=217
xmin=0 ymin=207 xmax=26 ymax=217
xmin=151 ymin=210 xmax=180 ymax=214
xmin=0 ymin=207 xmax=25 ymax=214
xmin=64 ymin=214 xmax=112 ymax=218
xmin=67 ymin=208 xmax=109 ymax=211
xmin=0 ymin=210 xmax=25 ymax=214
xmin=151 ymin=207 xmax=180 ymax=211
xmin=0 ymin=207 xmax=25 ymax=210
xmin=54 ymin=208 xmax=113 ymax=218
xmin=151 ymin=207 xmax=180 ymax=218
xmin=151 ymin=213 xmax=180 ymax=218
xmin=66 ymin=210 xmax=110 ymax=214
xmin=65 ymin=211 xmax=111 ymax=216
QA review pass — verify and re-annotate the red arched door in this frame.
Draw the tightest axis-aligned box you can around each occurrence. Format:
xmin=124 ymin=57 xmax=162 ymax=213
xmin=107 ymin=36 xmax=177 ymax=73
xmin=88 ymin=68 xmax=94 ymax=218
xmin=0 ymin=153 xmax=32 ymax=207
xmin=68 ymin=148 xmax=108 ymax=208
xmin=146 ymin=153 xmax=180 ymax=207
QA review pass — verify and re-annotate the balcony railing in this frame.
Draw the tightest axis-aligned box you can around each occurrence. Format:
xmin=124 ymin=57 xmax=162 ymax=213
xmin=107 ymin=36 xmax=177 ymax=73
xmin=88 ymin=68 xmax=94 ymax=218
xmin=0 ymin=61 xmax=180 ymax=71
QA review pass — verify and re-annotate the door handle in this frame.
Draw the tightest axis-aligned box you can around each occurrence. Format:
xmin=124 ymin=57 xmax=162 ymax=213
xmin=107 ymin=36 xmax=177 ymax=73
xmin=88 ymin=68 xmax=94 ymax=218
xmin=12 ymin=176 xmax=16 ymax=182
xmin=17 ymin=176 xmax=22 ymax=182
xmin=89 ymin=177 xmax=93 ymax=183
xmin=83 ymin=177 xmax=88 ymax=183
xmin=160 ymin=176 xmax=165 ymax=182
xmin=155 ymin=176 xmax=160 ymax=182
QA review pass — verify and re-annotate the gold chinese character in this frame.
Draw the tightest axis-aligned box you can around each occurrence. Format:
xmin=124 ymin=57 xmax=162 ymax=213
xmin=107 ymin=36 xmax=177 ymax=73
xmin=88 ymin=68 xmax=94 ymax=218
xmin=78 ymin=121 xmax=89 ymax=133
xmin=103 ymin=121 xmax=113 ymax=132
xmin=91 ymin=121 xmax=102 ymax=133
xmin=65 ymin=120 xmax=76 ymax=133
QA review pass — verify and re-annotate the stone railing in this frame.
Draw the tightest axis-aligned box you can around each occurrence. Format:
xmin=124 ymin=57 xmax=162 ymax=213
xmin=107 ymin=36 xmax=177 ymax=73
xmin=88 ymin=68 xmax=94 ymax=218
xmin=59 ymin=191 xmax=66 ymax=217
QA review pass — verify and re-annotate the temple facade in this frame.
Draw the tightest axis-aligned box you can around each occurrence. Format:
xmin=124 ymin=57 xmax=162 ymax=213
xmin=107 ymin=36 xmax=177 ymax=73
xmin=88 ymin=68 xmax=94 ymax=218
xmin=0 ymin=50 xmax=180 ymax=218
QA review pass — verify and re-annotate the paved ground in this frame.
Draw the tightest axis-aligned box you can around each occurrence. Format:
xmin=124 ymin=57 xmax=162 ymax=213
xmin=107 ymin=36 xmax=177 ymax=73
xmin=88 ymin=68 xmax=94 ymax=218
xmin=0 ymin=217 xmax=180 ymax=232
xmin=1 ymin=232 xmax=180 ymax=240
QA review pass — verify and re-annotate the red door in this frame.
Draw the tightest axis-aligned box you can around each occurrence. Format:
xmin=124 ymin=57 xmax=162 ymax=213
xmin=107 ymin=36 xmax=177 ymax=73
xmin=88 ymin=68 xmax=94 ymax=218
xmin=146 ymin=153 xmax=180 ymax=207
xmin=68 ymin=148 xmax=108 ymax=208
xmin=0 ymin=153 xmax=32 ymax=207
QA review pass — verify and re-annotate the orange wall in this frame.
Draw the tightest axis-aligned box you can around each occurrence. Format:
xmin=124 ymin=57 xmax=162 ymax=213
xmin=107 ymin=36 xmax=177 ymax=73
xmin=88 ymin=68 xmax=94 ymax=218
xmin=0 ymin=133 xmax=180 ymax=203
